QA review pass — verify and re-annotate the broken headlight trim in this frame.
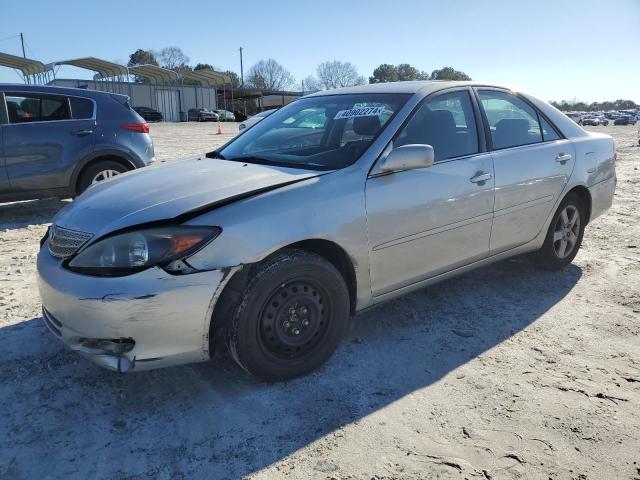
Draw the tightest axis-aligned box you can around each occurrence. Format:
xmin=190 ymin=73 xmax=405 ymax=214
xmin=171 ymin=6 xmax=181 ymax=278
xmin=67 ymin=226 xmax=221 ymax=276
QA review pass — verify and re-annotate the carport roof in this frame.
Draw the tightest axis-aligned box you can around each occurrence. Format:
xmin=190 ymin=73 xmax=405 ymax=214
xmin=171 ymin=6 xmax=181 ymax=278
xmin=53 ymin=57 xmax=128 ymax=78
xmin=128 ymin=64 xmax=178 ymax=83
xmin=181 ymin=68 xmax=231 ymax=85
xmin=0 ymin=52 xmax=46 ymax=76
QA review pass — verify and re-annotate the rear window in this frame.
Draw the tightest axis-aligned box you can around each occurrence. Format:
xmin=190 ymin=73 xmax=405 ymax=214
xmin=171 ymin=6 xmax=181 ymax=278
xmin=6 ymin=94 xmax=70 ymax=123
xmin=70 ymin=97 xmax=94 ymax=119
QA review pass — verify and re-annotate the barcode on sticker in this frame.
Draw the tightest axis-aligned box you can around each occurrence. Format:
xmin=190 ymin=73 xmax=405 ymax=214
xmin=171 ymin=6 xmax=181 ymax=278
xmin=334 ymin=106 xmax=386 ymax=120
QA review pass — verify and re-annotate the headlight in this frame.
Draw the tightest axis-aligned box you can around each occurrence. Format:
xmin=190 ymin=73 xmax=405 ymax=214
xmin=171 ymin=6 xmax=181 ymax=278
xmin=67 ymin=226 xmax=221 ymax=276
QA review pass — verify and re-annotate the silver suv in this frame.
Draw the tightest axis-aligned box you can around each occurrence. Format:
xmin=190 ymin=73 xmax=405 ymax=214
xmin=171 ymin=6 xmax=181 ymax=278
xmin=1 ymin=84 xmax=155 ymax=202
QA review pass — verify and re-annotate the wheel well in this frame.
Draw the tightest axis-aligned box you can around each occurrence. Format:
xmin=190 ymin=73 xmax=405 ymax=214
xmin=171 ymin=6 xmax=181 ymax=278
xmin=75 ymin=155 xmax=135 ymax=193
xmin=287 ymin=239 xmax=357 ymax=315
xmin=208 ymin=239 xmax=358 ymax=356
xmin=567 ymin=185 xmax=592 ymax=224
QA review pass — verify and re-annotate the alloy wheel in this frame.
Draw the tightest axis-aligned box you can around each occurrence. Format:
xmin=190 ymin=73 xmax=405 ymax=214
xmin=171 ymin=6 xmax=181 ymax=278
xmin=553 ymin=205 xmax=581 ymax=259
xmin=91 ymin=169 xmax=121 ymax=185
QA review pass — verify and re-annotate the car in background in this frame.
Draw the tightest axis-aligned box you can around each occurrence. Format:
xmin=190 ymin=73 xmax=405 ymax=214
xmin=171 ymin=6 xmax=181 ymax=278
xmin=37 ymin=81 xmax=616 ymax=380
xmin=214 ymin=109 xmax=236 ymax=121
xmin=133 ymin=106 xmax=163 ymax=122
xmin=1 ymin=84 xmax=155 ymax=203
xmin=188 ymin=108 xmax=219 ymax=122
xmin=238 ymin=109 xmax=277 ymax=131
xmin=580 ymin=116 xmax=602 ymax=126
xmin=565 ymin=112 xmax=583 ymax=124
xmin=582 ymin=115 xmax=609 ymax=126
xmin=614 ymin=115 xmax=637 ymax=126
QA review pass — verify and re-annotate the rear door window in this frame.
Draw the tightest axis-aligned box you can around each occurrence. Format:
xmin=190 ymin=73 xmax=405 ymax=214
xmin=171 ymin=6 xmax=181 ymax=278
xmin=5 ymin=94 xmax=71 ymax=123
xmin=540 ymin=116 xmax=561 ymax=141
xmin=69 ymin=97 xmax=94 ymax=119
xmin=478 ymin=90 xmax=543 ymax=149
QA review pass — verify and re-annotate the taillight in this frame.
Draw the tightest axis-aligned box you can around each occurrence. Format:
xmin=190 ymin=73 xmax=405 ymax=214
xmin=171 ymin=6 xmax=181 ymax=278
xmin=121 ymin=123 xmax=149 ymax=133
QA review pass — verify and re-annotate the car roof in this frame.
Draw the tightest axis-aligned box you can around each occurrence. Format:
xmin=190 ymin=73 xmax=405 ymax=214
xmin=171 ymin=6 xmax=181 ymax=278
xmin=0 ymin=83 xmax=126 ymax=101
xmin=305 ymin=80 xmax=515 ymax=97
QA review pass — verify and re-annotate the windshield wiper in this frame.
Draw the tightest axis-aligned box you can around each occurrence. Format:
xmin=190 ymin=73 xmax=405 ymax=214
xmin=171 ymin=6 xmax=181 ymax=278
xmin=228 ymin=156 xmax=330 ymax=170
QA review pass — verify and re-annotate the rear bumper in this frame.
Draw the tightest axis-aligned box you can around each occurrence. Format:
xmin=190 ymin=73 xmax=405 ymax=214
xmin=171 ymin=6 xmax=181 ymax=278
xmin=589 ymin=175 xmax=616 ymax=222
xmin=37 ymin=247 xmax=225 ymax=372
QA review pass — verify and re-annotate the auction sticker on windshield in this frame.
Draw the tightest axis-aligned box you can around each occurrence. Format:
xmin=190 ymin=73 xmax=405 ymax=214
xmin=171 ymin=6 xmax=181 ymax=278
xmin=334 ymin=106 xmax=386 ymax=120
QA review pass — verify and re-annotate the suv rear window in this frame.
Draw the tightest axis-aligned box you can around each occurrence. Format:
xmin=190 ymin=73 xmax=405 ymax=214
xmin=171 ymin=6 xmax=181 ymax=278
xmin=70 ymin=97 xmax=94 ymax=119
xmin=6 ymin=94 xmax=71 ymax=123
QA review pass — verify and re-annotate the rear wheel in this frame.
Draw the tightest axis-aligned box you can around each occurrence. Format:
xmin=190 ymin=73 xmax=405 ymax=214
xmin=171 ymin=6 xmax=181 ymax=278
xmin=533 ymin=193 xmax=586 ymax=271
xmin=77 ymin=160 xmax=128 ymax=195
xmin=224 ymin=249 xmax=350 ymax=381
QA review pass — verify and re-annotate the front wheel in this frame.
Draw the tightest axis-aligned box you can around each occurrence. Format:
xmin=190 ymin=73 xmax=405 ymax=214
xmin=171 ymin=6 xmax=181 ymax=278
xmin=532 ymin=193 xmax=586 ymax=271
xmin=225 ymin=249 xmax=350 ymax=381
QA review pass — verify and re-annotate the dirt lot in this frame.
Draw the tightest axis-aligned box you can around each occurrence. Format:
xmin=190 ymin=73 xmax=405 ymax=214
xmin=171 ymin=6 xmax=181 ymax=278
xmin=1 ymin=122 xmax=638 ymax=479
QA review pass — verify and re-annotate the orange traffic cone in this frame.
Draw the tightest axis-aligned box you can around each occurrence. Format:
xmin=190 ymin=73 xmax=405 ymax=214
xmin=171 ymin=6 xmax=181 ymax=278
xmin=216 ymin=123 xmax=222 ymax=135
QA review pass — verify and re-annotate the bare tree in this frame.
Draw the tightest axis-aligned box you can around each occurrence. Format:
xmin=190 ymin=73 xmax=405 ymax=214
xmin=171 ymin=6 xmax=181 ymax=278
xmin=316 ymin=61 xmax=365 ymax=89
xmin=299 ymin=75 xmax=322 ymax=93
xmin=246 ymin=59 xmax=295 ymax=91
xmin=157 ymin=47 xmax=190 ymax=70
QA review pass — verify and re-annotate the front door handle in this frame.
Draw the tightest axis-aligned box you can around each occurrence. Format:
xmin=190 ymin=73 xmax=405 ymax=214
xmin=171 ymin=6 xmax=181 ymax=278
xmin=555 ymin=152 xmax=572 ymax=164
xmin=470 ymin=172 xmax=492 ymax=184
xmin=71 ymin=129 xmax=93 ymax=137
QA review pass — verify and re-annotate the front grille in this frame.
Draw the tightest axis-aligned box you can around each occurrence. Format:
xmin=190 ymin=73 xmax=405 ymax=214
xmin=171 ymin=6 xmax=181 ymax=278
xmin=47 ymin=225 xmax=93 ymax=259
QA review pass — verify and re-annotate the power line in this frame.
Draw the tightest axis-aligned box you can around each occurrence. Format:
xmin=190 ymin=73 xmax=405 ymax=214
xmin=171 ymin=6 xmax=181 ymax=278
xmin=0 ymin=33 xmax=21 ymax=43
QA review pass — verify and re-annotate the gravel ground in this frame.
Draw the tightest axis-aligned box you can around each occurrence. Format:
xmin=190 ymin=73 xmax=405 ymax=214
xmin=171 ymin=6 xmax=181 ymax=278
xmin=0 ymin=122 xmax=639 ymax=480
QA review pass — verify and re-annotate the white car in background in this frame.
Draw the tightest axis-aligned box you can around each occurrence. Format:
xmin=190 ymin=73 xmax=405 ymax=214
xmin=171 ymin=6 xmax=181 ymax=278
xmin=238 ymin=109 xmax=277 ymax=131
xmin=215 ymin=109 xmax=236 ymax=121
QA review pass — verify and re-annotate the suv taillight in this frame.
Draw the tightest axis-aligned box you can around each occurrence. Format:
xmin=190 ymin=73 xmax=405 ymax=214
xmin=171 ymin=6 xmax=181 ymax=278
xmin=121 ymin=123 xmax=149 ymax=133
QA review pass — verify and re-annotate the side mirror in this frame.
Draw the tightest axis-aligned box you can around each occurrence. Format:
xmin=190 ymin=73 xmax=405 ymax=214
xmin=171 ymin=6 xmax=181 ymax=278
xmin=379 ymin=144 xmax=435 ymax=173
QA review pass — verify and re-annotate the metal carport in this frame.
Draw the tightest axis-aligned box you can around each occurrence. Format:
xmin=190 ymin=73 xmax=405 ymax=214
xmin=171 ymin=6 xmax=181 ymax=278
xmin=128 ymin=64 xmax=180 ymax=121
xmin=181 ymin=69 xmax=232 ymax=113
xmin=0 ymin=52 xmax=50 ymax=84
xmin=51 ymin=57 xmax=129 ymax=94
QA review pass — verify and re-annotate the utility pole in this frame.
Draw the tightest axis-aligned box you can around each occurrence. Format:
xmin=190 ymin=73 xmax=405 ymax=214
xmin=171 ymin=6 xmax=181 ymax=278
xmin=20 ymin=32 xmax=26 ymax=58
xmin=239 ymin=47 xmax=244 ymax=88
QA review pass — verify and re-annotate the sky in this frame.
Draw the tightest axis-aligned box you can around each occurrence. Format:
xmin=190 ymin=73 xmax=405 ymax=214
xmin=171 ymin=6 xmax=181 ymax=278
xmin=1 ymin=0 xmax=638 ymax=103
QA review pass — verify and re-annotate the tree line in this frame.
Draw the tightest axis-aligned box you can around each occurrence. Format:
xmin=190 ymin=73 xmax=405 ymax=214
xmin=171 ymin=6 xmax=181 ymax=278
xmin=549 ymin=99 xmax=638 ymax=112
xmin=127 ymin=47 xmax=471 ymax=91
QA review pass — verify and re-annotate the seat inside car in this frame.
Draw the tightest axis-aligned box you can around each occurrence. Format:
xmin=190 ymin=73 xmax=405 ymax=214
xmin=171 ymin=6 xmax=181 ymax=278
xmin=400 ymin=109 xmax=461 ymax=161
xmin=353 ymin=115 xmax=381 ymax=137
xmin=493 ymin=118 xmax=531 ymax=149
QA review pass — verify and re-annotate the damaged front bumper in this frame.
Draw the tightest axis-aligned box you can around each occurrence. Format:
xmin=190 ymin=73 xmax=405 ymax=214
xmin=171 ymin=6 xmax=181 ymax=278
xmin=37 ymin=247 xmax=227 ymax=372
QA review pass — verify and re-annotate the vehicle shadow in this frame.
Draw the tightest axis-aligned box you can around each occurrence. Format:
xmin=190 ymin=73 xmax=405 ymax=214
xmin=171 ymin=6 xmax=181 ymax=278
xmin=0 ymin=258 xmax=582 ymax=479
xmin=0 ymin=198 xmax=68 ymax=231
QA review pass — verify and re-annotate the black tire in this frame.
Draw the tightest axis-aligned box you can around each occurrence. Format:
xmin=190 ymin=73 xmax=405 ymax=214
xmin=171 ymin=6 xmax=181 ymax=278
xmin=77 ymin=160 xmax=128 ymax=195
xmin=224 ymin=249 xmax=350 ymax=381
xmin=533 ymin=193 xmax=586 ymax=271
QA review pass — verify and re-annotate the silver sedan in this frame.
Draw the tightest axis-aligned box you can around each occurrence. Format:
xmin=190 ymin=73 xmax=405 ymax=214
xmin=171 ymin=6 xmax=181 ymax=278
xmin=37 ymin=81 xmax=616 ymax=380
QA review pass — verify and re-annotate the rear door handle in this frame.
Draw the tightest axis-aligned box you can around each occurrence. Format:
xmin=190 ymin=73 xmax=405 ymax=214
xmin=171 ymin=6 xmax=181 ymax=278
xmin=555 ymin=153 xmax=572 ymax=163
xmin=470 ymin=172 xmax=492 ymax=184
xmin=71 ymin=129 xmax=93 ymax=136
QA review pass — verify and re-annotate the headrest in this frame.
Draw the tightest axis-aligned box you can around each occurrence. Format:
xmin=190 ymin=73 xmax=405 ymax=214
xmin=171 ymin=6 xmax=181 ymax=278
xmin=353 ymin=115 xmax=381 ymax=136
xmin=424 ymin=109 xmax=456 ymax=130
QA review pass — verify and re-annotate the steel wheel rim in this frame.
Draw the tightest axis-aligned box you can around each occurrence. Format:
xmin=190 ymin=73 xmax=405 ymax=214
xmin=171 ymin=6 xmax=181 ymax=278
xmin=91 ymin=169 xmax=121 ymax=185
xmin=553 ymin=205 xmax=580 ymax=259
xmin=258 ymin=279 xmax=330 ymax=361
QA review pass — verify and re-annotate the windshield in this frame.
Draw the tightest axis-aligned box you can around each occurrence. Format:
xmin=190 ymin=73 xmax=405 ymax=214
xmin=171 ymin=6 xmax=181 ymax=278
xmin=214 ymin=93 xmax=410 ymax=170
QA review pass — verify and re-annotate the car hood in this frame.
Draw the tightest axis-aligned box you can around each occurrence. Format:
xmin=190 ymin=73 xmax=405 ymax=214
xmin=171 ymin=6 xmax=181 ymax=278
xmin=53 ymin=156 xmax=323 ymax=238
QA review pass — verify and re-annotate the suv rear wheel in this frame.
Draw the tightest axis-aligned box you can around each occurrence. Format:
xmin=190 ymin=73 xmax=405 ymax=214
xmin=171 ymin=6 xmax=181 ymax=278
xmin=77 ymin=160 xmax=128 ymax=195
